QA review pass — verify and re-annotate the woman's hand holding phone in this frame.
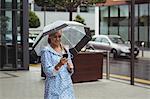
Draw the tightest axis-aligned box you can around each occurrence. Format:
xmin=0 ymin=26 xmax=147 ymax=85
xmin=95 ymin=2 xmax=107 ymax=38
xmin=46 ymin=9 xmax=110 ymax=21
xmin=63 ymin=54 xmax=68 ymax=58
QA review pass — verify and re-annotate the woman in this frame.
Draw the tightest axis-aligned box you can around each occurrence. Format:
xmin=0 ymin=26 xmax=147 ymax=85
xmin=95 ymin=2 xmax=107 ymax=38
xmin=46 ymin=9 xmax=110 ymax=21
xmin=41 ymin=30 xmax=76 ymax=99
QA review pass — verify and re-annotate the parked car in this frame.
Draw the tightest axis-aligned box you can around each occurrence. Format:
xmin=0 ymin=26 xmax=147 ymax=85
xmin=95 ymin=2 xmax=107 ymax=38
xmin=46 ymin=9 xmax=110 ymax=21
xmin=85 ymin=35 xmax=139 ymax=58
xmin=5 ymin=34 xmax=34 ymax=46
xmin=5 ymin=34 xmax=39 ymax=63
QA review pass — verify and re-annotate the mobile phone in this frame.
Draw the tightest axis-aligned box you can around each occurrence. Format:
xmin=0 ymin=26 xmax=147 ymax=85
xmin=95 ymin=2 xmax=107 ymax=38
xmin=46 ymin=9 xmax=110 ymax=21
xmin=63 ymin=54 xmax=68 ymax=58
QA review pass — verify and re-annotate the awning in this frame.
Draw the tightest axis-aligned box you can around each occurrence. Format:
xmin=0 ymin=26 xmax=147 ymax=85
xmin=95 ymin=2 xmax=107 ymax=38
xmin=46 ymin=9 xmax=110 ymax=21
xmin=96 ymin=0 xmax=150 ymax=6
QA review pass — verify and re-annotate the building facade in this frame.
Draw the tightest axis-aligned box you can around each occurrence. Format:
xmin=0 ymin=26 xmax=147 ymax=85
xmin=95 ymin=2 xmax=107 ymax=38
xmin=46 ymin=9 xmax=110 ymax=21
xmin=29 ymin=0 xmax=96 ymax=35
xmin=95 ymin=0 xmax=150 ymax=48
xmin=0 ymin=0 xmax=29 ymax=70
xmin=30 ymin=0 xmax=150 ymax=48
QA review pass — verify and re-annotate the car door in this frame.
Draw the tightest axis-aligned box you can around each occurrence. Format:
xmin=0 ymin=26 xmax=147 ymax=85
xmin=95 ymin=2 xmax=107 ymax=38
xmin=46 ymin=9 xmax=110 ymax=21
xmin=91 ymin=37 xmax=109 ymax=50
xmin=100 ymin=37 xmax=112 ymax=50
xmin=90 ymin=37 xmax=103 ymax=50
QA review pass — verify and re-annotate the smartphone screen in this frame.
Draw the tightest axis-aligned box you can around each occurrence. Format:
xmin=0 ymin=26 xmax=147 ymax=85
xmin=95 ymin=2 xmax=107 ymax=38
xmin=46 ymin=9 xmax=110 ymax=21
xmin=63 ymin=54 xmax=68 ymax=58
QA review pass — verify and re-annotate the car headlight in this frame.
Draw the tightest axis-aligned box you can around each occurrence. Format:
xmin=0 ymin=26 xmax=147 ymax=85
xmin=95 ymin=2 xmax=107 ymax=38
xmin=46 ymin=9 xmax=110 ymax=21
xmin=121 ymin=48 xmax=130 ymax=53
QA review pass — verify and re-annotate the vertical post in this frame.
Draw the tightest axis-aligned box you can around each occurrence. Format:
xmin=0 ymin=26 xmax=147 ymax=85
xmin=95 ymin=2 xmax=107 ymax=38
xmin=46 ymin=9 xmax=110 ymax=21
xmin=69 ymin=0 xmax=73 ymax=21
xmin=69 ymin=11 xmax=73 ymax=21
xmin=95 ymin=6 xmax=99 ymax=35
xmin=23 ymin=0 xmax=29 ymax=70
xmin=141 ymin=42 xmax=144 ymax=57
xmin=130 ymin=0 xmax=135 ymax=85
xmin=106 ymin=51 xmax=110 ymax=79
xmin=44 ymin=0 xmax=48 ymax=26
xmin=31 ymin=0 xmax=34 ymax=11
xmin=44 ymin=3 xmax=46 ymax=26
xmin=77 ymin=6 xmax=80 ymax=14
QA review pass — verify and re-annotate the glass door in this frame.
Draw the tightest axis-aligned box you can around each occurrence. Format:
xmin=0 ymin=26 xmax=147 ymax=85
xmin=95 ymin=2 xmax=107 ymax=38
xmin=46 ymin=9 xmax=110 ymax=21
xmin=0 ymin=0 xmax=23 ymax=70
xmin=0 ymin=11 xmax=17 ymax=70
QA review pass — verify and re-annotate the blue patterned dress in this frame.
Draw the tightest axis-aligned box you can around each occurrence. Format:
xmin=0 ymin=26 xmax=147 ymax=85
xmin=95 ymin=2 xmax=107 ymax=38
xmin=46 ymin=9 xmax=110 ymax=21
xmin=41 ymin=45 xmax=76 ymax=99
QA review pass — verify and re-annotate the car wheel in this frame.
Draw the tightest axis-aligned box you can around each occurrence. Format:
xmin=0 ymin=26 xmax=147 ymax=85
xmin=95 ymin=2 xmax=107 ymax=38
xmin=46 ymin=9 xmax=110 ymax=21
xmin=34 ymin=57 xmax=40 ymax=64
xmin=30 ymin=57 xmax=39 ymax=64
xmin=29 ymin=50 xmax=40 ymax=64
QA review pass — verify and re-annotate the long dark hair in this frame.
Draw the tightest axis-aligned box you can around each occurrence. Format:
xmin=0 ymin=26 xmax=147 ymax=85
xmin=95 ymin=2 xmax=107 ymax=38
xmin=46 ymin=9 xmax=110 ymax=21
xmin=48 ymin=34 xmax=51 ymax=44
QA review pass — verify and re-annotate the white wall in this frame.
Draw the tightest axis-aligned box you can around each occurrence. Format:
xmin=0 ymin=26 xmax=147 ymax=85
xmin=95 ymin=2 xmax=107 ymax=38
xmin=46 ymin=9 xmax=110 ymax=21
xmin=29 ymin=11 xmax=95 ymax=34
xmin=95 ymin=6 xmax=99 ymax=36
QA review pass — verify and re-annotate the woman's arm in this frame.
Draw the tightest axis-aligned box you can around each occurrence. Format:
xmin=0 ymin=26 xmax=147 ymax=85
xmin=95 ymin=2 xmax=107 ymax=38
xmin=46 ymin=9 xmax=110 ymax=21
xmin=41 ymin=49 xmax=59 ymax=77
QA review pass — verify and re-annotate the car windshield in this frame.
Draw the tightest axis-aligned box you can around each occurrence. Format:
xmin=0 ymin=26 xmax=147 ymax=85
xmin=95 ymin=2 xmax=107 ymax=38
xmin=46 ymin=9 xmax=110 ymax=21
xmin=109 ymin=36 xmax=125 ymax=44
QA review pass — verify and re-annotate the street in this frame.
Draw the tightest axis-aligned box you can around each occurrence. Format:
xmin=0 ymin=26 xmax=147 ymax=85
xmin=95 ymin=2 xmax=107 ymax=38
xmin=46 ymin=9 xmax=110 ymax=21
xmin=103 ymin=56 xmax=150 ymax=81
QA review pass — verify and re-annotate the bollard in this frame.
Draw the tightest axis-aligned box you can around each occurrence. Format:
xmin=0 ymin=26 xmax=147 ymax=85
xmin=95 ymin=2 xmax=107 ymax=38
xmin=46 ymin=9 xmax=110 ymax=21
xmin=106 ymin=51 xmax=110 ymax=79
xmin=141 ymin=42 xmax=145 ymax=57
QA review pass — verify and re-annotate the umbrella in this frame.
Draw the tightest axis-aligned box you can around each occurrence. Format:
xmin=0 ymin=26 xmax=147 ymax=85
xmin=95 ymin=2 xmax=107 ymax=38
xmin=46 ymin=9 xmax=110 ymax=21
xmin=32 ymin=20 xmax=92 ymax=57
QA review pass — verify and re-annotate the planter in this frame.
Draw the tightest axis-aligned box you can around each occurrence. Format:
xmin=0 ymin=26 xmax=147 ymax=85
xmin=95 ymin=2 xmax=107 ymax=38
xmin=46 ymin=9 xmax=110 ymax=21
xmin=72 ymin=52 xmax=103 ymax=83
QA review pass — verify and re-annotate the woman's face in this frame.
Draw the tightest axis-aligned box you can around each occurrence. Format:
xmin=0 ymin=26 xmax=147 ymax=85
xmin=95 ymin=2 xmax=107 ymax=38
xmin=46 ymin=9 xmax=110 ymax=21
xmin=49 ymin=31 xmax=62 ymax=46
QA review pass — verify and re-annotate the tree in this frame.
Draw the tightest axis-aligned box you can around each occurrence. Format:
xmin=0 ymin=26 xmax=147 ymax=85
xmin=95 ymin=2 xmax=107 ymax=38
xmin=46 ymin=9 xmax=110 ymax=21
xmin=74 ymin=14 xmax=86 ymax=25
xmin=86 ymin=0 xmax=106 ymax=4
xmin=0 ymin=16 xmax=9 ymax=45
xmin=29 ymin=11 xmax=40 ymax=28
xmin=0 ymin=16 xmax=9 ymax=33
xmin=139 ymin=15 xmax=148 ymax=25
xmin=34 ymin=0 xmax=106 ymax=21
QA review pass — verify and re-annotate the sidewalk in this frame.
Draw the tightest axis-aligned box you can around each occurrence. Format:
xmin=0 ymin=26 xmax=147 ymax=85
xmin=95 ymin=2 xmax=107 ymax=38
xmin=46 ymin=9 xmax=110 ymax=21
xmin=0 ymin=66 xmax=149 ymax=99
xmin=137 ymin=50 xmax=150 ymax=59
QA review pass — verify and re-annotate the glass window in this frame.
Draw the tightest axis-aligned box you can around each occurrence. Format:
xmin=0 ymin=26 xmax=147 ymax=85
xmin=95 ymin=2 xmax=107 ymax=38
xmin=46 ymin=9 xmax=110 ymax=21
xmin=139 ymin=4 xmax=148 ymax=47
xmin=1 ymin=0 xmax=22 ymax=10
xmin=88 ymin=6 xmax=95 ymax=13
xmin=80 ymin=5 xmax=88 ymax=12
xmin=5 ymin=0 xmax=12 ymax=9
xmin=0 ymin=15 xmax=10 ymax=44
xmin=109 ymin=6 xmax=119 ymax=35
xmin=135 ymin=4 xmax=139 ymax=45
xmin=17 ymin=0 xmax=22 ymax=9
xmin=119 ymin=5 xmax=129 ymax=41
xmin=101 ymin=38 xmax=109 ymax=44
xmin=34 ymin=3 xmax=42 ymax=11
xmin=109 ymin=36 xmax=125 ymax=44
xmin=95 ymin=37 xmax=102 ymax=42
xmin=0 ymin=11 xmax=14 ymax=69
xmin=0 ymin=0 xmax=28 ymax=70
xmin=100 ymin=6 xmax=108 ymax=35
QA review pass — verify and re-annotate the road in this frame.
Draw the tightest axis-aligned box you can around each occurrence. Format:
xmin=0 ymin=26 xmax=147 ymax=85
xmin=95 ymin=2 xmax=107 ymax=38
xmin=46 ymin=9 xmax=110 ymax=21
xmin=103 ymin=56 xmax=150 ymax=81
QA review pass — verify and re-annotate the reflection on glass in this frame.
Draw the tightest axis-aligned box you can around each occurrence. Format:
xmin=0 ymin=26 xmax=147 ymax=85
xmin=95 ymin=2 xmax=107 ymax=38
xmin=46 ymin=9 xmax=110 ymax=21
xmin=139 ymin=4 xmax=148 ymax=47
xmin=109 ymin=6 xmax=119 ymax=35
xmin=100 ymin=6 xmax=108 ymax=35
xmin=109 ymin=36 xmax=125 ymax=44
xmin=0 ymin=16 xmax=10 ymax=45
xmin=119 ymin=5 xmax=129 ymax=41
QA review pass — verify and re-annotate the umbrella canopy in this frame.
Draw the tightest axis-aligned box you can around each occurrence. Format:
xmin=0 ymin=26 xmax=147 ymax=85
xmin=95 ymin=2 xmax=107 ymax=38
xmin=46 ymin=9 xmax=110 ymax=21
xmin=32 ymin=20 xmax=91 ymax=56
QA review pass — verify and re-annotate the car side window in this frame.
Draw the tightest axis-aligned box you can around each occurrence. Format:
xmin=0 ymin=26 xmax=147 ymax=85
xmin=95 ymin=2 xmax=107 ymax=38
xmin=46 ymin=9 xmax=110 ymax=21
xmin=101 ymin=38 xmax=109 ymax=44
xmin=95 ymin=37 xmax=102 ymax=42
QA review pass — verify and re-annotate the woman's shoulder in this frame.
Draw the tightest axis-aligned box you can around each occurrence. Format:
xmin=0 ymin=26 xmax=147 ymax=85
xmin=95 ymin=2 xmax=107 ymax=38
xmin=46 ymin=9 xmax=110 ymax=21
xmin=41 ymin=45 xmax=52 ymax=54
xmin=41 ymin=46 xmax=49 ymax=51
xmin=41 ymin=45 xmax=57 ymax=55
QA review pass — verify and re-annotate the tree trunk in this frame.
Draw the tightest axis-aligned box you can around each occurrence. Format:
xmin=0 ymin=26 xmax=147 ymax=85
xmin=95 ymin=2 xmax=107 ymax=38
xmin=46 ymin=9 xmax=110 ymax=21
xmin=69 ymin=11 xmax=73 ymax=21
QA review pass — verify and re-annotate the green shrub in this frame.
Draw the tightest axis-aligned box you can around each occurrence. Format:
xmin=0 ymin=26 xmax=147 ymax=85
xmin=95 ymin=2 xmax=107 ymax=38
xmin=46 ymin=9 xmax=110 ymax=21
xmin=74 ymin=14 xmax=86 ymax=25
xmin=29 ymin=11 xmax=40 ymax=28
